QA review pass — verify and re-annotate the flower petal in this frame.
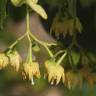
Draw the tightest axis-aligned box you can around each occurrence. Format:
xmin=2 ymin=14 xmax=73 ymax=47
xmin=62 ymin=73 xmax=65 ymax=83
xmin=48 ymin=72 xmax=53 ymax=82
xmin=56 ymin=74 xmax=61 ymax=85
xmin=0 ymin=53 xmax=9 ymax=69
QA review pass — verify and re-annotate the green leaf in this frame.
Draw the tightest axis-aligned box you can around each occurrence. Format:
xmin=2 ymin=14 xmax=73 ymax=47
xmin=71 ymin=51 xmax=80 ymax=65
xmin=27 ymin=1 xmax=47 ymax=19
xmin=0 ymin=0 xmax=7 ymax=30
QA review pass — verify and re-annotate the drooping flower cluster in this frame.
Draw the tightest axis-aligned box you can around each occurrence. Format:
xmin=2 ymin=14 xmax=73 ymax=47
xmin=45 ymin=60 xmax=65 ymax=85
xmin=0 ymin=0 xmax=94 ymax=89
xmin=0 ymin=0 xmax=47 ymax=85
xmin=0 ymin=50 xmax=21 ymax=71
xmin=51 ymin=16 xmax=82 ymax=37
xmin=65 ymin=71 xmax=83 ymax=89
xmin=0 ymin=49 xmax=41 ymax=84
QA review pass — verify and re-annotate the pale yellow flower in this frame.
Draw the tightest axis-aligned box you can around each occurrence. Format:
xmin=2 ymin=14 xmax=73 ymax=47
xmin=45 ymin=60 xmax=65 ymax=85
xmin=23 ymin=61 xmax=40 ymax=84
xmin=8 ymin=50 xmax=21 ymax=71
xmin=0 ymin=53 xmax=9 ymax=69
xmin=65 ymin=71 xmax=82 ymax=89
xmin=51 ymin=17 xmax=82 ymax=37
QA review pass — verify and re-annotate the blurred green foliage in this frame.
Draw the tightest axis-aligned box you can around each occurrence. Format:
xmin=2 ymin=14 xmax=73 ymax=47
xmin=0 ymin=0 xmax=7 ymax=30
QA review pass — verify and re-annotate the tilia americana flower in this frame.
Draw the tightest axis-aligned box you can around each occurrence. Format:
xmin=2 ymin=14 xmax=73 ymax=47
xmin=45 ymin=60 xmax=65 ymax=85
xmin=51 ymin=16 xmax=82 ymax=37
xmin=0 ymin=53 xmax=9 ymax=69
xmin=23 ymin=61 xmax=41 ymax=85
xmin=7 ymin=50 xmax=21 ymax=71
xmin=65 ymin=71 xmax=83 ymax=89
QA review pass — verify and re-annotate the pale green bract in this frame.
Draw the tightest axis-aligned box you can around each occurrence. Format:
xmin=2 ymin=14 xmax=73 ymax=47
xmin=26 ymin=1 xmax=47 ymax=19
xmin=10 ymin=0 xmax=47 ymax=19
xmin=31 ymin=0 xmax=38 ymax=3
xmin=10 ymin=0 xmax=25 ymax=7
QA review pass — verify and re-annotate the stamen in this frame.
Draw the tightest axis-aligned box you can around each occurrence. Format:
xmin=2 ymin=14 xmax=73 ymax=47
xmin=31 ymin=77 xmax=34 ymax=85
xmin=51 ymin=80 xmax=54 ymax=85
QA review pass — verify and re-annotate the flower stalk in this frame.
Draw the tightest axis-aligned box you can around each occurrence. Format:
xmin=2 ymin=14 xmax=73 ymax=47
xmin=57 ymin=52 xmax=67 ymax=65
xmin=8 ymin=33 xmax=26 ymax=51
xmin=25 ymin=6 xmax=55 ymax=58
xmin=26 ymin=6 xmax=33 ymax=62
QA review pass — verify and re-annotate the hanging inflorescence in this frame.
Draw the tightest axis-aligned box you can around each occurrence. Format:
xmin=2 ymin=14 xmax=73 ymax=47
xmin=0 ymin=0 xmax=96 ymax=89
